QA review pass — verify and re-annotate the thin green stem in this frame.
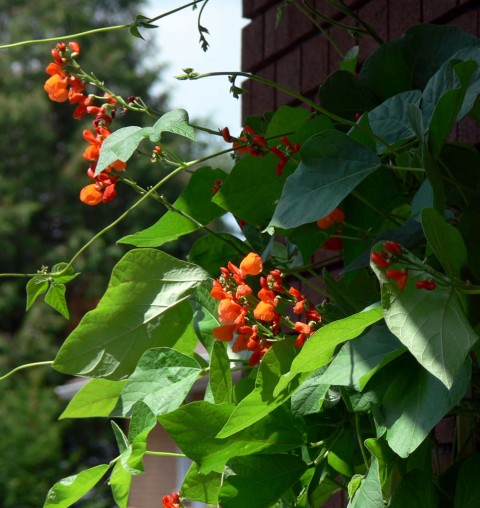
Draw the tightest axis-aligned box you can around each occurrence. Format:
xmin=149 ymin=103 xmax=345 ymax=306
xmin=0 ymin=0 xmax=205 ymax=49
xmin=294 ymin=3 xmax=345 ymax=58
xmin=355 ymin=413 xmax=370 ymax=470
xmin=145 ymin=450 xmax=186 ymax=458
xmin=63 ymin=165 xmax=188 ymax=273
xmin=386 ymin=164 xmax=425 ymax=173
xmin=186 ymin=71 xmax=395 ymax=152
xmin=0 ymin=361 xmax=53 ymax=381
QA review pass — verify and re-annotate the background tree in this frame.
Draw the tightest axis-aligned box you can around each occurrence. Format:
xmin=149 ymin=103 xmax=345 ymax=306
xmin=0 ymin=1 xmax=180 ymax=505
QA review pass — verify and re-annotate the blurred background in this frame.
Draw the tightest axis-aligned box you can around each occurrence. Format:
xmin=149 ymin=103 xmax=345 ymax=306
xmin=0 ymin=0 xmax=243 ymax=505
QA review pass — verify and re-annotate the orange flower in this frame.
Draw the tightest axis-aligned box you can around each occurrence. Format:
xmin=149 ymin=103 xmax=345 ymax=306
xmin=80 ymin=184 xmax=103 ymax=205
xmin=317 ymin=208 xmax=345 ymax=229
xmin=217 ymin=299 xmax=243 ymax=324
xmin=44 ymin=73 xmax=69 ymax=102
xmin=239 ymin=252 xmax=262 ymax=276
xmin=213 ymin=324 xmax=236 ymax=342
xmin=253 ymin=301 xmax=275 ymax=321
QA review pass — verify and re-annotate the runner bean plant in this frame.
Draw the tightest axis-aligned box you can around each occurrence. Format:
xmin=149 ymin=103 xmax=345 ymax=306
xmin=2 ymin=0 xmax=480 ymax=506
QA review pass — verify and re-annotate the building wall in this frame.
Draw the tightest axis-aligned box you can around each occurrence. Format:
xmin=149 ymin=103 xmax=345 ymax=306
xmin=240 ymin=2 xmax=480 ymax=507
xmin=241 ymin=0 xmax=480 ymax=130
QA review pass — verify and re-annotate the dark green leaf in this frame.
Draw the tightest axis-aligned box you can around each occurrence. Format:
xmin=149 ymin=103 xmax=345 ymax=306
xmin=368 ymin=90 xmax=422 ymax=152
xmin=319 ymin=324 xmax=403 ymax=390
xmin=389 ymin=470 xmax=439 ymax=507
xmin=219 ymin=454 xmax=307 ymax=508
xmin=421 ymin=207 xmax=467 ymax=279
xmin=53 ymin=249 xmax=208 ymax=379
xmin=371 ymin=245 xmax=477 ymax=387
xmin=318 ymin=70 xmax=378 ymax=119
xmin=370 ymin=354 xmax=471 ymax=457
xmin=287 ymin=306 xmax=383 ymax=379
xmin=181 ymin=462 xmax=222 ymax=505
xmin=187 ymin=233 xmax=247 ymax=278
xmin=291 ymin=368 xmax=330 ymax=417
xmin=360 ymin=24 xmax=478 ymax=101
xmin=159 ymin=401 xmax=305 ymax=474
xmin=217 ymin=338 xmax=304 ymax=438
xmin=454 ymin=453 xmax=480 ymax=508
xmin=269 ymin=130 xmax=380 ymax=230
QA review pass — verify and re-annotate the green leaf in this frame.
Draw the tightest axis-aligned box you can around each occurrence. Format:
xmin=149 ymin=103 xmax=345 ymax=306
xmin=454 ymin=453 xmax=480 ymax=508
xmin=50 ymin=263 xmax=80 ymax=284
xmin=208 ymin=341 xmax=233 ymax=404
xmin=269 ymin=130 xmax=380 ymax=230
xmin=371 ymin=246 xmax=477 ymax=388
xmin=120 ymin=402 xmax=157 ymax=475
xmin=291 ymin=368 xmax=330 ymax=417
xmin=319 ymin=324 xmax=403 ymax=390
xmin=219 ymin=454 xmax=307 ymax=508
xmin=287 ymin=306 xmax=384 ymax=378
xmin=45 ymin=283 xmax=69 ymax=319
xmin=26 ymin=275 xmax=49 ymax=310
xmin=347 ymin=458 xmax=383 ymax=507
xmin=113 ymin=347 xmax=201 ymax=417
xmin=371 ymin=354 xmax=471 ymax=457
xmin=181 ymin=462 xmax=222 ymax=505
xmin=367 ymin=90 xmax=422 ymax=152
xmin=318 ymin=70 xmax=378 ymax=119
xmin=187 ymin=233 xmax=247 ymax=278
xmin=364 ymin=437 xmax=397 ymax=487
xmin=389 ymin=470 xmax=438 ymax=507
xmin=159 ymin=401 xmax=305 ymax=474
xmin=95 ymin=126 xmax=146 ymax=174
xmin=217 ymin=339 xmax=304 ymax=438
xmin=111 ymin=420 xmax=129 ymax=454
xmin=43 ymin=464 xmax=110 ymax=508
xmin=149 ymin=108 xmax=196 ymax=142
xmin=212 ymin=154 xmax=292 ymax=226
xmin=108 ymin=461 xmax=132 ymax=508
xmin=118 ymin=167 xmax=227 ymax=247
xmin=421 ymin=208 xmax=467 ymax=279
xmin=340 ymin=46 xmax=359 ymax=73
xmin=360 ymin=24 xmax=478 ymax=101
xmin=59 ymin=378 xmax=126 ymax=419
xmin=426 ymin=60 xmax=478 ymax=157
xmin=265 ymin=105 xmax=311 ymax=138
xmin=53 ymin=249 xmax=208 ymax=379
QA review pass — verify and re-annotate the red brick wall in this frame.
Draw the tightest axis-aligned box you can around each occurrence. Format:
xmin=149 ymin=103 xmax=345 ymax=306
xmin=241 ymin=0 xmax=480 ymax=121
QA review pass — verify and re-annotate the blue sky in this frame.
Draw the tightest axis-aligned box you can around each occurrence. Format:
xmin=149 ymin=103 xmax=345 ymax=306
xmin=145 ymin=0 xmax=247 ymax=131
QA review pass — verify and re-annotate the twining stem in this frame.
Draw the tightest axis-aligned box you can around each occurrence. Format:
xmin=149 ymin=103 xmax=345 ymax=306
xmin=0 ymin=360 xmax=54 ymax=381
xmin=355 ymin=413 xmax=370 ymax=469
xmin=186 ymin=71 xmax=395 ymax=152
xmin=0 ymin=0 xmax=206 ymax=49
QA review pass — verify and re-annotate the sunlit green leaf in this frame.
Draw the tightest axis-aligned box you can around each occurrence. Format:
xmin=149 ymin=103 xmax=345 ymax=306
xmin=43 ymin=464 xmax=110 ymax=508
xmin=53 ymin=249 xmax=208 ymax=379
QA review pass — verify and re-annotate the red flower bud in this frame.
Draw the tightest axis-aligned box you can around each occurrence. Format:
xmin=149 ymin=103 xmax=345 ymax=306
xmin=371 ymin=251 xmax=391 ymax=268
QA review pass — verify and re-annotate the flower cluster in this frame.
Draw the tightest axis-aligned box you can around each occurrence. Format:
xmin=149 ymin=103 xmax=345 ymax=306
xmin=44 ymin=42 xmax=127 ymax=205
xmin=370 ymin=241 xmax=436 ymax=291
xmin=211 ymin=252 xmax=322 ymax=364
xmin=221 ymin=126 xmax=300 ymax=175
xmin=162 ymin=492 xmax=181 ymax=508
